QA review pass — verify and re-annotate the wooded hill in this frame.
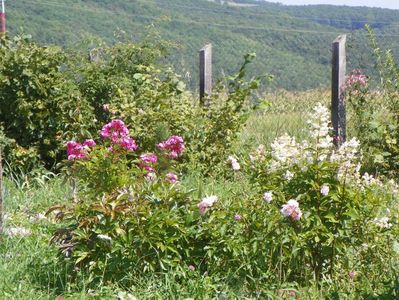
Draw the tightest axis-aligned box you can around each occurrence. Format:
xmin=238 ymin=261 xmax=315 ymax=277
xmin=6 ymin=0 xmax=399 ymax=90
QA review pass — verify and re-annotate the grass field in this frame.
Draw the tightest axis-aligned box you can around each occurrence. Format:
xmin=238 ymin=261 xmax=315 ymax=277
xmin=1 ymin=89 xmax=398 ymax=299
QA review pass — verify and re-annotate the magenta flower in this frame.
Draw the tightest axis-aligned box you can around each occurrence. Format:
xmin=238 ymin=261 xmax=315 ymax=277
xmin=83 ymin=139 xmax=96 ymax=147
xmin=120 ymin=137 xmax=138 ymax=151
xmin=140 ymin=153 xmax=158 ymax=164
xmin=66 ymin=141 xmax=86 ymax=160
xmin=100 ymin=119 xmax=129 ymax=142
xmin=157 ymin=135 xmax=185 ymax=158
xmin=281 ymin=199 xmax=302 ymax=221
xmin=166 ymin=172 xmax=178 ymax=184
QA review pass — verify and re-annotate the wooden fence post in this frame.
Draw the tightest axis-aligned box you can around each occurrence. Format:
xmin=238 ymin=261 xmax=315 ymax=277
xmin=331 ymin=34 xmax=347 ymax=146
xmin=199 ymin=44 xmax=212 ymax=104
xmin=0 ymin=148 xmax=3 ymax=235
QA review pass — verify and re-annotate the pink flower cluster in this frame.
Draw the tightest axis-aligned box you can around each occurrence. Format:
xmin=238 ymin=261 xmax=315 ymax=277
xmin=281 ymin=199 xmax=302 ymax=221
xmin=67 ymin=139 xmax=96 ymax=160
xmin=140 ymin=153 xmax=158 ymax=173
xmin=157 ymin=136 xmax=185 ymax=158
xmin=166 ymin=172 xmax=178 ymax=184
xmin=100 ymin=119 xmax=138 ymax=151
xmin=345 ymin=69 xmax=367 ymax=89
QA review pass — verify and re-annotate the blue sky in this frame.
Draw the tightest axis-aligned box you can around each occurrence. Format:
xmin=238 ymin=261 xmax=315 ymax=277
xmin=271 ymin=0 xmax=399 ymax=9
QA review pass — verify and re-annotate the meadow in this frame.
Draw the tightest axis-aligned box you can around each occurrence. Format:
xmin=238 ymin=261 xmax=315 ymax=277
xmin=0 ymin=35 xmax=398 ymax=299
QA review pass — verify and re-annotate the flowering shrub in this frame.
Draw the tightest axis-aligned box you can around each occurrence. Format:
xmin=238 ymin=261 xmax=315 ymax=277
xmin=244 ymin=103 xmax=399 ymax=282
xmin=49 ymin=120 xmax=204 ymax=282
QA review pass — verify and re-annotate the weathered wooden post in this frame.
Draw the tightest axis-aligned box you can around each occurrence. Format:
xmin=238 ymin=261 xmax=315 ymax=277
xmin=0 ymin=148 xmax=3 ymax=235
xmin=199 ymin=44 xmax=212 ymax=104
xmin=331 ymin=34 xmax=347 ymax=146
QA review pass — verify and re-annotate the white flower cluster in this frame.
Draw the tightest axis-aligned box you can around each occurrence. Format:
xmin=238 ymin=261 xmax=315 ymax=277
xmin=249 ymin=144 xmax=266 ymax=163
xmin=330 ymin=138 xmax=361 ymax=180
xmin=373 ymin=217 xmax=392 ymax=229
xmin=270 ymin=134 xmax=301 ymax=170
xmin=307 ymin=103 xmax=334 ymax=153
xmin=5 ymin=226 xmax=32 ymax=237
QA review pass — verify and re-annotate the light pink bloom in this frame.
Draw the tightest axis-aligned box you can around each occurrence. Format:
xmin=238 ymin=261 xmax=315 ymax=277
xmin=234 ymin=214 xmax=242 ymax=221
xmin=188 ymin=265 xmax=195 ymax=271
xmin=197 ymin=196 xmax=218 ymax=215
xmin=166 ymin=172 xmax=178 ymax=184
xmin=263 ymin=191 xmax=273 ymax=203
xmin=320 ymin=185 xmax=329 ymax=196
xmin=227 ymin=155 xmax=240 ymax=171
xmin=281 ymin=199 xmax=302 ymax=221
xmin=348 ymin=271 xmax=357 ymax=280
xmin=157 ymin=135 xmax=185 ymax=158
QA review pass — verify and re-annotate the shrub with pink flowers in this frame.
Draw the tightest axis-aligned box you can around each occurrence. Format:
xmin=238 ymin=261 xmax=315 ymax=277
xmin=49 ymin=120 xmax=207 ymax=281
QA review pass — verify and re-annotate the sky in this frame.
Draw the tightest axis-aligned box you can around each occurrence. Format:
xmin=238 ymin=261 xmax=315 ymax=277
xmin=271 ymin=0 xmax=399 ymax=9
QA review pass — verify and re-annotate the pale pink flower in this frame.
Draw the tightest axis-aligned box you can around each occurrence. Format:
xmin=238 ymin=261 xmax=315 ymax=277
xmin=234 ymin=214 xmax=242 ymax=221
xmin=166 ymin=172 xmax=178 ymax=184
xmin=227 ymin=155 xmax=240 ymax=171
xmin=263 ymin=191 xmax=273 ymax=203
xmin=157 ymin=136 xmax=185 ymax=158
xmin=197 ymin=195 xmax=218 ymax=215
xmin=320 ymin=185 xmax=329 ymax=196
xmin=281 ymin=199 xmax=302 ymax=221
xmin=188 ymin=265 xmax=195 ymax=271
xmin=348 ymin=271 xmax=357 ymax=280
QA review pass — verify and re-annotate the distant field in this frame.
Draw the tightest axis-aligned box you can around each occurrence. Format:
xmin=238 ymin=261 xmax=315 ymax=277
xmin=239 ymin=89 xmax=330 ymax=149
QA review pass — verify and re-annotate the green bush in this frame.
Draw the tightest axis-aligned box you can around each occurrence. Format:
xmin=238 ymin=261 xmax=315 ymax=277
xmin=0 ymin=35 xmax=95 ymax=172
xmin=0 ymin=34 xmax=264 ymax=177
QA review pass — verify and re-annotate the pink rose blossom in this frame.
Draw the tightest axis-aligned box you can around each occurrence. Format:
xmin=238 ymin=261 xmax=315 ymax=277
xmin=281 ymin=199 xmax=302 ymax=221
xmin=166 ymin=172 xmax=178 ymax=184
xmin=157 ymin=135 xmax=185 ymax=158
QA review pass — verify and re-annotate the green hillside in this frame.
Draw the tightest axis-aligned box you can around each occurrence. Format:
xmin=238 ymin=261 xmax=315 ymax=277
xmin=5 ymin=0 xmax=399 ymax=90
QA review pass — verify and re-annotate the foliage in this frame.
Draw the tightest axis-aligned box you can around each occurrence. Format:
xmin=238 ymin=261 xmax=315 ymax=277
xmin=0 ymin=34 xmax=263 ymax=176
xmin=48 ymin=120 xmax=200 ymax=283
xmin=44 ymin=106 xmax=399 ymax=298
xmin=344 ymin=26 xmax=399 ymax=176
xmin=0 ymin=35 xmax=95 ymax=173
xmin=242 ymin=104 xmax=399 ymax=286
xmin=7 ymin=0 xmax=399 ymax=90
